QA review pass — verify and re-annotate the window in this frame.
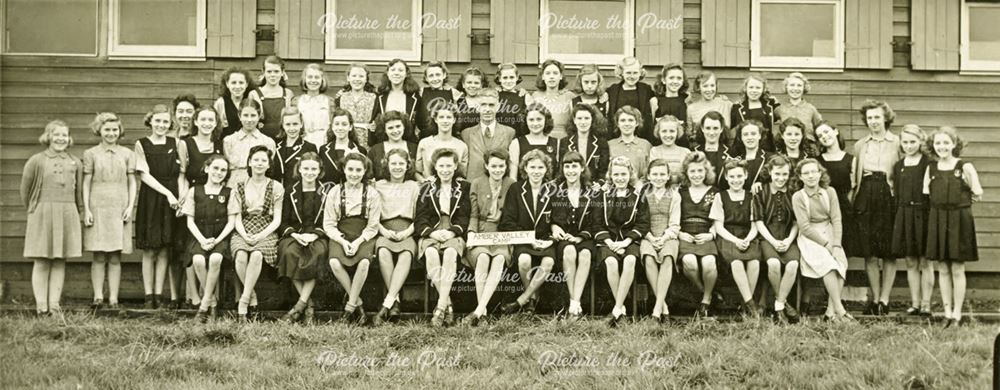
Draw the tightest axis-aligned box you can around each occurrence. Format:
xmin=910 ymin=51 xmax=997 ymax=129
xmin=962 ymin=1 xmax=1000 ymax=72
xmin=540 ymin=0 xmax=634 ymax=65
xmin=751 ymin=0 xmax=844 ymax=69
xmin=109 ymin=0 xmax=206 ymax=58
xmin=325 ymin=0 xmax=422 ymax=62
xmin=3 ymin=0 xmax=98 ymax=56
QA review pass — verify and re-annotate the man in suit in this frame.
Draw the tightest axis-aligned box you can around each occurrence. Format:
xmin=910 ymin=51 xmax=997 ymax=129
xmin=462 ymin=89 xmax=516 ymax=181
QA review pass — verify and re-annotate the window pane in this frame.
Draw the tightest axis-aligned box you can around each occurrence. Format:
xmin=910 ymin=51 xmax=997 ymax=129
xmin=334 ymin=0 xmax=413 ymax=51
xmin=547 ymin=0 xmax=626 ymax=55
xmin=118 ymin=0 xmax=198 ymax=46
xmin=760 ymin=3 xmax=836 ymax=58
xmin=5 ymin=0 xmax=96 ymax=54
xmin=969 ymin=7 xmax=1000 ymax=62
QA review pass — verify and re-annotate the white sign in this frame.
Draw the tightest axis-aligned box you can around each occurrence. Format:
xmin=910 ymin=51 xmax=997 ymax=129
xmin=466 ymin=231 xmax=536 ymax=247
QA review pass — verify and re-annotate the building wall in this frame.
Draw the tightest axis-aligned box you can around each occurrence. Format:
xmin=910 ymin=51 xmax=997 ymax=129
xmin=1 ymin=0 xmax=997 ymax=301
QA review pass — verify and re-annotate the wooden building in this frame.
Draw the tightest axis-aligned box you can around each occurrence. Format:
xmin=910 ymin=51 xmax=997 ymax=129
xmin=1 ymin=0 xmax=998 ymax=304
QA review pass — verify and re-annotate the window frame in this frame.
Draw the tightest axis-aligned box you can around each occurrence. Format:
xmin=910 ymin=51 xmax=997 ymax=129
xmin=324 ymin=0 xmax=423 ymax=63
xmin=538 ymin=0 xmax=635 ymax=66
xmin=1 ymin=0 xmax=100 ymax=57
xmin=750 ymin=0 xmax=845 ymax=69
xmin=107 ymin=0 xmax=207 ymax=59
xmin=961 ymin=0 xmax=1000 ymax=72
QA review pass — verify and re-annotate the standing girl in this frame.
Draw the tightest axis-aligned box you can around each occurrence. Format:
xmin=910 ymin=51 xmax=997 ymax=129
xmin=774 ymin=72 xmax=823 ymax=142
xmin=335 ymin=63 xmax=378 ymax=147
xmin=371 ymin=59 xmax=421 ymax=144
xmin=570 ymin=64 xmax=610 ymax=118
xmin=775 ymin=117 xmax=817 ymax=169
xmin=292 ymin=64 xmax=336 ymax=147
xmin=83 ymin=113 xmax=136 ymax=310
xmin=650 ymin=63 xmax=689 ymax=147
xmin=729 ymin=120 xmax=771 ymax=192
xmin=925 ymin=127 xmax=983 ymax=327
xmin=21 ymin=120 xmax=83 ymax=316
xmin=276 ymin=152 xmax=328 ymax=325
xmin=373 ymin=149 xmax=421 ymax=325
xmin=815 ymin=121 xmax=857 ymax=259
xmin=531 ymin=59 xmax=575 ymax=139
xmin=494 ymin=63 xmax=531 ymax=137
xmin=640 ymin=160 xmax=681 ymax=323
xmin=677 ymin=152 xmax=720 ymax=318
xmin=605 ymin=57 xmax=654 ymax=141
xmin=185 ymin=108 xmax=225 ymax=187
xmin=792 ymin=158 xmax=852 ymax=322
xmin=415 ymin=149 xmax=472 ymax=327
xmin=498 ymin=150 xmax=558 ymax=317
xmin=711 ymin=160 xmax=762 ymax=319
xmin=464 ymin=149 xmax=516 ymax=325
xmin=229 ymin=145 xmax=284 ymax=321
xmin=416 ymin=104 xmax=469 ymax=179
xmin=269 ymin=107 xmax=318 ymax=187
xmin=550 ymin=151 xmax=596 ymax=321
xmin=417 ymin=62 xmax=461 ymax=139
xmin=318 ymin=109 xmax=367 ymax=186
xmin=593 ymin=156 xmax=650 ymax=326
xmin=752 ymin=154 xmax=801 ymax=323
xmin=324 ymin=153 xmax=382 ymax=324
xmin=686 ymin=71 xmax=733 ymax=139
xmin=730 ymin=74 xmax=779 ymax=152
xmin=134 ymin=105 xmax=189 ymax=309
xmin=182 ymin=155 xmax=236 ymax=322
xmin=692 ymin=111 xmax=733 ymax=187
xmin=213 ymin=68 xmax=255 ymax=141
xmin=249 ymin=56 xmax=294 ymax=141
xmin=172 ymin=94 xmax=199 ymax=139
xmin=892 ymin=125 xmax=933 ymax=316
xmin=453 ymin=67 xmax=489 ymax=133
xmin=223 ymin=101 xmax=277 ymax=187
xmin=648 ymin=116 xmax=692 ymax=183
xmin=368 ymin=111 xmax=418 ymax=180
xmin=509 ymin=103 xmax=562 ymax=181
xmin=852 ymin=100 xmax=900 ymax=315
xmin=561 ymin=103 xmax=610 ymax=184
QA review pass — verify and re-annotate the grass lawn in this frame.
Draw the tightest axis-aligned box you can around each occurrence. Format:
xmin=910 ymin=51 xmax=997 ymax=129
xmin=0 ymin=312 xmax=995 ymax=389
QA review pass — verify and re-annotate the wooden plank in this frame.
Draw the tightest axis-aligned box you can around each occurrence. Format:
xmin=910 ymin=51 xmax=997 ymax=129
xmin=422 ymin=0 xmax=472 ymax=62
xmin=275 ymin=0 xmax=324 ymax=59
xmin=844 ymin=0 xmax=893 ymax=69
xmin=636 ymin=0 xmax=684 ymax=65
xmin=1 ymin=98 xmax=183 ymax=114
xmin=1 ymin=68 xmax=216 ymax=84
xmin=0 ymin=84 xmax=214 ymax=99
xmin=911 ymin=0 xmax=960 ymax=70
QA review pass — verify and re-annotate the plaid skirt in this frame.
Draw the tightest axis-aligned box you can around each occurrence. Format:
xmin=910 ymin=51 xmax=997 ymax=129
xmin=230 ymin=212 xmax=279 ymax=267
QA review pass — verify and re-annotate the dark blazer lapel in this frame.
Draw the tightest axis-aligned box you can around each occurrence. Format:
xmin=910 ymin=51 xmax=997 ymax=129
xmin=535 ymin=183 xmax=552 ymax=227
xmin=450 ymin=180 xmax=463 ymax=215
xmin=313 ymin=184 xmax=329 ymax=225
xmin=578 ymin=191 xmax=592 ymax=231
xmin=323 ymin=145 xmax=338 ymax=171
xmin=429 ymin=181 xmax=442 ymax=217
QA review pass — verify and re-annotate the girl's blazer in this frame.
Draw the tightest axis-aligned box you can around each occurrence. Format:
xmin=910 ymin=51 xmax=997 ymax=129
xmin=550 ymin=181 xmax=597 ymax=239
xmin=278 ymin=181 xmax=329 ymax=237
xmin=269 ymin=138 xmax=318 ymax=182
xmin=499 ymin=180 xmax=557 ymax=240
xmin=371 ymin=91 xmax=421 ymax=143
xmin=468 ymin=176 xmax=515 ymax=233
xmin=560 ymin=133 xmax=611 ymax=182
xmin=414 ymin=178 xmax=472 ymax=238
xmin=592 ymin=187 xmax=651 ymax=242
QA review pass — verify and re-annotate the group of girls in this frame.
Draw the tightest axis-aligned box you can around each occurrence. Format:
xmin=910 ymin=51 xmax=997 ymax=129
xmin=21 ymin=56 xmax=983 ymax=328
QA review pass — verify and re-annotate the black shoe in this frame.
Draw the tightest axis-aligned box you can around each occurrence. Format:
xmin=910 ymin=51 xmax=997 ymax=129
xmin=525 ymin=298 xmax=538 ymax=315
xmin=355 ymin=306 xmax=367 ymax=326
xmin=695 ymin=304 xmax=710 ymax=319
xmin=918 ymin=309 xmax=932 ymax=318
xmin=823 ymin=314 xmax=834 ymax=322
xmin=943 ymin=318 xmax=956 ymax=328
xmin=247 ymin=305 xmax=259 ymax=322
xmin=744 ymin=300 xmax=761 ymax=320
xmin=303 ymin=306 xmax=315 ymax=326
xmin=444 ymin=306 xmax=455 ymax=327
xmin=659 ymin=314 xmax=672 ymax=325
xmin=905 ymin=307 xmax=921 ymax=316
xmin=91 ymin=299 xmax=104 ymax=311
xmin=957 ymin=317 xmax=972 ymax=327
xmin=876 ymin=302 xmax=888 ymax=316
xmin=607 ymin=313 xmax=621 ymax=328
xmin=194 ymin=310 xmax=208 ymax=323
xmin=338 ymin=308 xmax=355 ymax=323
xmin=209 ymin=306 xmax=219 ymax=319
xmin=499 ymin=301 xmax=523 ymax=315
xmin=784 ymin=306 xmax=800 ymax=324
xmin=373 ymin=307 xmax=390 ymax=326
xmin=280 ymin=305 xmax=304 ymax=323
xmin=863 ymin=302 xmax=875 ymax=315
xmin=462 ymin=313 xmax=482 ymax=327
xmin=388 ymin=301 xmax=401 ymax=321
xmin=236 ymin=313 xmax=249 ymax=323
